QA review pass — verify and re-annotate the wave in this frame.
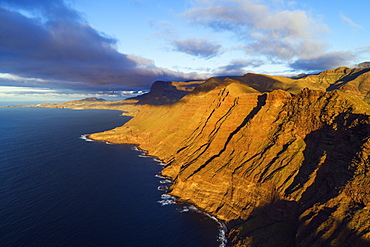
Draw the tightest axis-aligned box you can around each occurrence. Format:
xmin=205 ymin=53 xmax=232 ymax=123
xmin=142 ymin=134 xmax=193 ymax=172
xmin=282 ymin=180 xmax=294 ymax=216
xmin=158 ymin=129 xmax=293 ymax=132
xmin=104 ymin=141 xmax=117 ymax=145
xmin=153 ymin=158 xmax=166 ymax=166
xmin=131 ymin=146 xmax=148 ymax=155
xmin=161 ymin=194 xmax=175 ymax=200
xmin=157 ymin=185 xmax=169 ymax=191
xmin=176 ymin=205 xmax=193 ymax=213
xmin=159 ymin=179 xmax=172 ymax=184
xmin=130 ymin=147 xmax=166 ymax=166
xmin=155 ymin=174 xmax=171 ymax=180
xmin=158 ymin=194 xmax=176 ymax=206
xmin=79 ymin=134 xmax=94 ymax=142
xmin=123 ymin=142 xmax=227 ymax=245
xmin=138 ymin=154 xmax=150 ymax=158
xmin=157 ymin=199 xmax=176 ymax=206
xmin=176 ymin=204 xmax=228 ymax=246
xmin=79 ymin=134 xmax=117 ymax=145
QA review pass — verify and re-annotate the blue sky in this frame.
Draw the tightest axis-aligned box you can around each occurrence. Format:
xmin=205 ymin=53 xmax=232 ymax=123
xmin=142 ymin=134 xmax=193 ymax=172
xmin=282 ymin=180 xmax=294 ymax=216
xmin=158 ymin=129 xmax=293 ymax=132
xmin=0 ymin=0 xmax=369 ymax=102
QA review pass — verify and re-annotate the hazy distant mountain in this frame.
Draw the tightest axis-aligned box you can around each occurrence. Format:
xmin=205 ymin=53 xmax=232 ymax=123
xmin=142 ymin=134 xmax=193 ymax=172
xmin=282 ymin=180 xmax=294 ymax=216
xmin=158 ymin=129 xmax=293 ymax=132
xmin=357 ymin=61 xmax=370 ymax=68
xmin=79 ymin=97 xmax=107 ymax=101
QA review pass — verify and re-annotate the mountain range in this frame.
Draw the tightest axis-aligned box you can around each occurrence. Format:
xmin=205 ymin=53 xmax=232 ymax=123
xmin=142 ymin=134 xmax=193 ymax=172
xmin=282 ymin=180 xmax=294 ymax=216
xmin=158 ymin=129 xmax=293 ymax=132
xmin=88 ymin=66 xmax=370 ymax=247
xmin=7 ymin=66 xmax=369 ymax=246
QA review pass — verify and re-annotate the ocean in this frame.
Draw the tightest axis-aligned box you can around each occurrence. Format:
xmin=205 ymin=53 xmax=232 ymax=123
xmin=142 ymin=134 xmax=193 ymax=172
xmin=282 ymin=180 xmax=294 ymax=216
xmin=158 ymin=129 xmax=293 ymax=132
xmin=0 ymin=107 xmax=222 ymax=247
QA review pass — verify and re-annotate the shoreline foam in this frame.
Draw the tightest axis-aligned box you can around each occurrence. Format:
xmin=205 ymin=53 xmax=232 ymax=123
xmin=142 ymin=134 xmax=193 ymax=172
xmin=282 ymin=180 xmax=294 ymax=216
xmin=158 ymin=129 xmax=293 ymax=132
xmin=82 ymin=134 xmax=227 ymax=246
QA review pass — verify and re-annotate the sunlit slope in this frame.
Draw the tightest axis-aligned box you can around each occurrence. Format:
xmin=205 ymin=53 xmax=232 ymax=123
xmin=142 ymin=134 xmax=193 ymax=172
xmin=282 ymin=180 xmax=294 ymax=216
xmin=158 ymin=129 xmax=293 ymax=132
xmin=89 ymin=68 xmax=370 ymax=246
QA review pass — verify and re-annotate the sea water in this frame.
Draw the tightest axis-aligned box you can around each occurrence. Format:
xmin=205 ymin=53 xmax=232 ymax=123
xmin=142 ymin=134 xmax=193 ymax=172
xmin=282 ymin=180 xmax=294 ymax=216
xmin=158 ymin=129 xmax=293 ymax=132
xmin=0 ymin=107 xmax=221 ymax=246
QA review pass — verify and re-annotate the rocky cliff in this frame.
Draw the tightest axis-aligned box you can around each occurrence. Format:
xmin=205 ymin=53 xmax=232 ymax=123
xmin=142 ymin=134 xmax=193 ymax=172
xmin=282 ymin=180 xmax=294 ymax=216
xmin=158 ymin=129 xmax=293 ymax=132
xmin=132 ymin=80 xmax=204 ymax=105
xmin=89 ymin=68 xmax=370 ymax=246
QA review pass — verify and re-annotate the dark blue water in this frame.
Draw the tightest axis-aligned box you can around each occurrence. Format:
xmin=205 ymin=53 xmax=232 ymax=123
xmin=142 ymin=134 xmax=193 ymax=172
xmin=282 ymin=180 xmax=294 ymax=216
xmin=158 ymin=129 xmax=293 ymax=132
xmin=0 ymin=107 xmax=221 ymax=247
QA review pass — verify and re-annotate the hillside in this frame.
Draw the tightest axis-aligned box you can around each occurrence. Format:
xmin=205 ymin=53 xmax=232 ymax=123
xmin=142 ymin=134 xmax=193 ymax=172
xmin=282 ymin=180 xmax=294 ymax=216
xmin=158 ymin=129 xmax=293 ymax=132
xmin=193 ymin=67 xmax=370 ymax=102
xmin=89 ymin=67 xmax=370 ymax=246
xmin=132 ymin=80 xmax=204 ymax=105
xmin=1 ymin=97 xmax=142 ymax=116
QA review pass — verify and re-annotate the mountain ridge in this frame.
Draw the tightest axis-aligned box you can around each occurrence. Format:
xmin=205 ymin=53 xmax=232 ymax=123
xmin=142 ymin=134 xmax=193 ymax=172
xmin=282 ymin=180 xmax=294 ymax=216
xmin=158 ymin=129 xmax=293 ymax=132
xmin=131 ymin=80 xmax=204 ymax=105
xmin=9 ymin=66 xmax=370 ymax=246
xmin=89 ymin=67 xmax=370 ymax=246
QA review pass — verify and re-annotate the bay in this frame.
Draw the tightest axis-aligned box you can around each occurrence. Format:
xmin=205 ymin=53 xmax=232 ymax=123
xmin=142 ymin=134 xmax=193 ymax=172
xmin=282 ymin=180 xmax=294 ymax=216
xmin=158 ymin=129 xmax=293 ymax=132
xmin=0 ymin=107 xmax=220 ymax=247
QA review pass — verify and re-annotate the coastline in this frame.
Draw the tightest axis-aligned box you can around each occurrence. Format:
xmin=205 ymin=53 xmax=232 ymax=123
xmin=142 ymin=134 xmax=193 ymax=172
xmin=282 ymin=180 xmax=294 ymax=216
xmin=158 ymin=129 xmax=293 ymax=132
xmin=0 ymin=99 xmax=140 ymax=118
xmin=84 ymin=133 xmax=228 ymax=246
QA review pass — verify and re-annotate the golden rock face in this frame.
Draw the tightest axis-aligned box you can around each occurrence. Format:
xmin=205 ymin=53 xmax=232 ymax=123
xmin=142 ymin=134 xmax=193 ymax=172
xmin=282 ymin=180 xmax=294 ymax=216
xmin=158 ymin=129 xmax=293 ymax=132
xmin=89 ymin=68 xmax=370 ymax=246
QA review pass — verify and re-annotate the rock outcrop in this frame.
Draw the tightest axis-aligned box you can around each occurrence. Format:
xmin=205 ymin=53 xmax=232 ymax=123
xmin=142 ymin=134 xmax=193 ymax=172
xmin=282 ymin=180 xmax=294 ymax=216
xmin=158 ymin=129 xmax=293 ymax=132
xmin=89 ymin=68 xmax=370 ymax=246
xmin=132 ymin=80 xmax=204 ymax=105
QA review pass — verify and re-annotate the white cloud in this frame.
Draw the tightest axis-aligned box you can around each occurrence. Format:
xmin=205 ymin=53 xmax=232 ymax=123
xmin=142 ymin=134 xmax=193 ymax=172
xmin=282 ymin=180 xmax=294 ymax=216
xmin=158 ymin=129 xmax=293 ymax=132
xmin=340 ymin=12 xmax=363 ymax=29
xmin=215 ymin=59 xmax=263 ymax=75
xmin=173 ymin=38 xmax=222 ymax=58
xmin=289 ymin=51 xmax=355 ymax=71
xmin=184 ymin=0 xmax=330 ymax=60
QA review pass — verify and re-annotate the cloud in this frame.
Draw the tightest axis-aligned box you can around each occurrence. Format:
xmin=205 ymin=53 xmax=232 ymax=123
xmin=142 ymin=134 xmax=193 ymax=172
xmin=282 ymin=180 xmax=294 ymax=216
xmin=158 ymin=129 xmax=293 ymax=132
xmin=0 ymin=0 xmax=201 ymax=91
xmin=340 ymin=12 xmax=363 ymax=29
xmin=0 ymin=85 xmax=146 ymax=101
xmin=184 ymin=0 xmax=268 ymax=30
xmin=1 ymin=0 xmax=81 ymax=21
xmin=215 ymin=59 xmax=263 ymax=75
xmin=183 ymin=0 xmax=329 ymax=60
xmin=173 ymin=38 xmax=222 ymax=58
xmin=289 ymin=51 xmax=356 ymax=71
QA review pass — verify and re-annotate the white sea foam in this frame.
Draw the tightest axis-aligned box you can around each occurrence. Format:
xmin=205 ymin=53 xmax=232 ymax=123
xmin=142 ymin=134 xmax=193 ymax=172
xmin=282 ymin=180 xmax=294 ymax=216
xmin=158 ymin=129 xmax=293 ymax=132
xmin=181 ymin=207 xmax=190 ymax=213
xmin=155 ymin=174 xmax=171 ymax=180
xmin=105 ymin=141 xmax=117 ymax=145
xmin=177 ymin=206 xmax=190 ymax=213
xmin=129 ymin=141 xmax=227 ymax=245
xmin=179 ymin=204 xmax=228 ymax=246
xmin=131 ymin=146 xmax=148 ymax=156
xmin=79 ymin=134 xmax=94 ymax=142
xmin=158 ymin=199 xmax=176 ymax=206
xmin=81 ymin=131 xmax=226 ymax=245
xmin=158 ymin=194 xmax=176 ymax=206
xmin=138 ymin=154 xmax=151 ymax=158
xmin=159 ymin=179 xmax=172 ymax=184
xmin=157 ymin=185 xmax=168 ymax=191
xmin=153 ymin=158 xmax=166 ymax=166
xmin=161 ymin=194 xmax=175 ymax=200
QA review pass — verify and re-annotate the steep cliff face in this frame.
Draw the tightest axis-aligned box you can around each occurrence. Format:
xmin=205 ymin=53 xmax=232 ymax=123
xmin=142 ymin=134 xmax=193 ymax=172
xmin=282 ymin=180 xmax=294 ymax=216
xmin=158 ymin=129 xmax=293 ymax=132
xmin=89 ymin=74 xmax=370 ymax=246
xmin=299 ymin=67 xmax=370 ymax=102
xmin=193 ymin=66 xmax=370 ymax=102
xmin=132 ymin=80 xmax=204 ymax=105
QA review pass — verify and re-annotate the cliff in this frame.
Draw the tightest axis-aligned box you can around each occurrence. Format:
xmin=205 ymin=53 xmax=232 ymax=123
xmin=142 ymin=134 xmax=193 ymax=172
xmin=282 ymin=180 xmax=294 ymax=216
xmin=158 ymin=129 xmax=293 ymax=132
xmin=132 ymin=80 xmax=204 ymax=105
xmin=88 ymin=68 xmax=370 ymax=246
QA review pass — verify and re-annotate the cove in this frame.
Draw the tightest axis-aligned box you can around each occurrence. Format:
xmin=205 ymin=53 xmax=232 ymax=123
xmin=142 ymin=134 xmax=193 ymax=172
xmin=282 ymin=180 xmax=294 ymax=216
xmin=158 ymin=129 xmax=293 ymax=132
xmin=0 ymin=107 xmax=220 ymax=247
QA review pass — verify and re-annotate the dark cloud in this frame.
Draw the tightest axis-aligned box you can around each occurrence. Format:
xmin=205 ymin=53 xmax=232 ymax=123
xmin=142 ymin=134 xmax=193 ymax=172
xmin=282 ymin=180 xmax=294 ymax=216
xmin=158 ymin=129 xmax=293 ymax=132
xmin=173 ymin=38 xmax=222 ymax=59
xmin=0 ymin=0 xmax=202 ymax=91
xmin=289 ymin=51 xmax=355 ymax=71
xmin=1 ymin=0 xmax=80 ymax=21
xmin=215 ymin=59 xmax=263 ymax=75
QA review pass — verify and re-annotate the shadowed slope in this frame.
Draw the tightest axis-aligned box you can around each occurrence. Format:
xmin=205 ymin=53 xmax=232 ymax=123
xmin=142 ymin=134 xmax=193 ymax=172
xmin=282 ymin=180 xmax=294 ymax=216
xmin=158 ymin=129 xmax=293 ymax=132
xmin=89 ymin=78 xmax=370 ymax=246
xmin=133 ymin=80 xmax=204 ymax=105
xmin=88 ymin=67 xmax=370 ymax=246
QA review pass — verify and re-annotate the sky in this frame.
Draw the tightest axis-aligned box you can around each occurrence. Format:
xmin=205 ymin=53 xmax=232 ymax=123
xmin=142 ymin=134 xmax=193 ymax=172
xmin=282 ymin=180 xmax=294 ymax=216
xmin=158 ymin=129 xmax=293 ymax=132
xmin=0 ymin=0 xmax=369 ymax=102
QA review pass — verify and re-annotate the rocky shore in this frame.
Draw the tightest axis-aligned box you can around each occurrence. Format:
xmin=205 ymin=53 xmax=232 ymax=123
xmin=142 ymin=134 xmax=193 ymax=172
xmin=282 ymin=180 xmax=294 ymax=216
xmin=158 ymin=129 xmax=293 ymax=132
xmin=12 ymin=67 xmax=369 ymax=246
xmin=88 ymin=67 xmax=370 ymax=246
